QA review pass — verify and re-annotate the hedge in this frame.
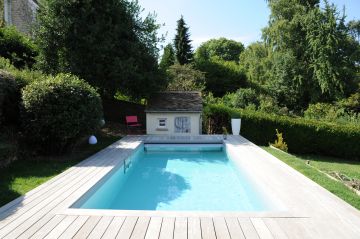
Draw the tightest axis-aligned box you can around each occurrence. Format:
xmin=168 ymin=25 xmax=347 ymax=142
xmin=21 ymin=73 xmax=103 ymax=154
xmin=203 ymin=104 xmax=360 ymax=160
xmin=0 ymin=70 xmax=21 ymax=125
xmin=0 ymin=26 xmax=38 ymax=69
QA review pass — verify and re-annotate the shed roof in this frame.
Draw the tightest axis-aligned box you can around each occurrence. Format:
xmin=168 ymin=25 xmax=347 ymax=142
xmin=146 ymin=91 xmax=203 ymax=113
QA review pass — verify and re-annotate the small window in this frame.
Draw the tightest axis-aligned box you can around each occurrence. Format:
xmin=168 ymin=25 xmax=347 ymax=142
xmin=174 ymin=117 xmax=191 ymax=133
xmin=158 ymin=118 xmax=167 ymax=128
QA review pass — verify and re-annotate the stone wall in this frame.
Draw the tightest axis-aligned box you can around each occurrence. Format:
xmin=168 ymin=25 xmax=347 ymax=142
xmin=5 ymin=0 xmax=38 ymax=34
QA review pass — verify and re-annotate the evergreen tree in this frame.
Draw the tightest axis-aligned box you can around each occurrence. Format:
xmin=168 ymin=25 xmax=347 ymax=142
xmin=35 ymin=0 xmax=165 ymax=99
xmin=159 ymin=43 xmax=175 ymax=70
xmin=174 ymin=16 xmax=193 ymax=65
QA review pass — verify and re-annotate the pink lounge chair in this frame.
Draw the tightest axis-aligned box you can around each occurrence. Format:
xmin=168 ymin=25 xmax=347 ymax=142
xmin=125 ymin=116 xmax=142 ymax=134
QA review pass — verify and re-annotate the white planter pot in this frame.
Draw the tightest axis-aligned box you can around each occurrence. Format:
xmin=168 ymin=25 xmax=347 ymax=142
xmin=231 ymin=118 xmax=241 ymax=135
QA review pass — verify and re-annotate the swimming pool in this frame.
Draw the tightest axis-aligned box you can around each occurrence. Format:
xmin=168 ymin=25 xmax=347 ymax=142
xmin=72 ymin=144 xmax=274 ymax=211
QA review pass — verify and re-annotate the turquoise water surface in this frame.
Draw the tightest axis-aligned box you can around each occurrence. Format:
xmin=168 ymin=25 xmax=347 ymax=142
xmin=72 ymin=144 xmax=271 ymax=211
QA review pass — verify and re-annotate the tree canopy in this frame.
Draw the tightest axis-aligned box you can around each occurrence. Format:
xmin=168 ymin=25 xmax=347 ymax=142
xmin=35 ymin=0 xmax=165 ymax=99
xmin=174 ymin=16 xmax=193 ymax=65
xmin=159 ymin=43 xmax=175 ymax=70
xmin=195 ymin=38 xmax=244 ymax=62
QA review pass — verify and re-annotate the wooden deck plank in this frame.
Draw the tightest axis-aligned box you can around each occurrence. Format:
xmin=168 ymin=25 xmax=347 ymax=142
xmin=0 ymin=140 xmax=124 ymax=223
xmin=0 ymin=149 xmax=127 ymax=238
xmin=73 ymin=216 xmax=101 ymax=239
xmin=130 ymin=216 xmax=151 ymax=239
xmin=251 ymin=218 xmax=274 ymax=239
xmin=58 ymin=216 xmax=89 ymax=239
xmin=262 ymin=218 xmax=288 ymax=239
xmin=237 ymin=218 xmax=259 ymax=239
xmin=1 ymin=136 xmax=360 ymax=239
xmin=87 ymin=216 xmax=113 ymax=239
xmin=187 ymin=217 xmax=201 ymax=239
xmin=225 ymin=217 xmax=245 ymax=239
xmin=275 ymin=218 xmax=313 ymax=239
xmin=116 ymin=217 xmax=138 ymax=239
xmin=101 ymin=216 xmax=126 ymax=239
xmin=213 ymin=217 xmax=231 ymax=239
xmin=174 ymin=217 xmax=187 ymax=239
xmin=15 ymin=214 xmax=55 ymax=239
xmin=200 ymin=217 xmax=216 ymax=239
xmin=43 ymin=215 xmax=77 ymax=239
xmin=28 ymin=214 xmax=66 ymax=239
xmin=144 ymin=217 xmax=163 ymax=239
xmin=159 ymin=217 xmax=175 ymax=239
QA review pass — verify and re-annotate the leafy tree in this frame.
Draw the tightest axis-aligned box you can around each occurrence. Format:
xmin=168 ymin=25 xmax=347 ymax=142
xmin=239 ymin=42 xmax=271 ymax=86
xmin=195 ymin=58 xmax=247 ymax=96
xmin=0 ymin=26 xmax=38 ymax=69
xmin=195 ymin=38 xmax=244 ymax=62
xmin=35 ymin=0 xmax=165 ymax=99
xmin=166 ymin=64 xmax=205 ymax=91
xmin=348 ymin=20 xmax=360 ymax=42
xmin=259 ymin=0 xmax=358 ymax=109
xmin=174 ymin=16 xmax=193 ymax=65
xmin=159 ymin=43 xmax=175 ymax=70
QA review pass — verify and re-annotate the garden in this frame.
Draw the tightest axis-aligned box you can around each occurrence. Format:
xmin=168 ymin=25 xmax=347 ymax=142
xmin=0 ymin=0 xmax=360 ymax=210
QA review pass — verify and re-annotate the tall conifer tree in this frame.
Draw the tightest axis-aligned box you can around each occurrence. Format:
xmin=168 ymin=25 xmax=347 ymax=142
xmin=174 ymin=16 xmax=193 ymax=65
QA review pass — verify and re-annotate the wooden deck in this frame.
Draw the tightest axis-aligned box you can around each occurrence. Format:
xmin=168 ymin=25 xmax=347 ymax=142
xmin=1 ymin=135 xmax=360 ymax=238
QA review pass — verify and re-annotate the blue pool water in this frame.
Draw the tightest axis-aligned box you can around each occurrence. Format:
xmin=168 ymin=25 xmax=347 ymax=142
xmin=72 ymin=144 xmax=272 ymax=211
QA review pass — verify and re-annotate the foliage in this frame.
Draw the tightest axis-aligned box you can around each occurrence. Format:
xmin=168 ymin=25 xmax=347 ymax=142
xmin=203 ymin=104 xmax=360 ymax=160
xmin=21 ymin=73 xmax=103 ymax=154
xmin=304 ymin=102 xmax=360 ymax=124
xmin=34 ymin=0 xmax=165 ymax=99
xmin=0 ymin=70 xmax=21 ymax=125
xmin=348 ymin=20 xmax=360 ymax=42
xmin=270 ymin=129 xmax=288 ymax=152
xmin=0 ymin=26 xmax=38 ymax=69
xmin=304 ymin=3 xmax=358 ymax=100
xmin=242 ymin=0 xmax=359 ymax=111
xmin=195 ymin=38 xmax=244 ymax=62
xmin=222 ymin=88 xmax=259 ymax=109
xmin=195 ymin=57 xmax=247 ymax=96
xmin=166 ymin=64 xmax=205 ymax=91
xmin=239 ymin=42 xmax=271 ymax=86
xmin=159 ymin=43 xmax=175 ymax=70
xmin=174 ymin=16 xmax=193 ymax=65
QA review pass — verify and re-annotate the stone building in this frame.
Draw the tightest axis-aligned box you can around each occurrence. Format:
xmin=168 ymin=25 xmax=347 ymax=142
xmin=3 ymin=0 xmax=38 ymax=34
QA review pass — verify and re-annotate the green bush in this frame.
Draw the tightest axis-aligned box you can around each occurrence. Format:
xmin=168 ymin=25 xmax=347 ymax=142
xmin=203 ymin=104 xmax=360 ymax=160
xmin=0 ymin=27 xmax=38 ymax=69
xmin=21 ymin=73 xmax=103 ymax=154
xmin=0 ymin=70 xmax=21 ymax=125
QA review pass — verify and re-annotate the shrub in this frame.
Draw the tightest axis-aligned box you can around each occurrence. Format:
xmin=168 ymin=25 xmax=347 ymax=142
xmin=203 ymin=104 xmax=360 ymax=160
xmin=0 ymin=26 xmax=38 ymax=69
xmin=21 ymin=73 xmax=103 ymax=154
xmin=270 ymin=129 xmax=288 ymax=152
xmin=0 ymin=70 xmax=21 ymax=125
xmin=226 ymin=88 xmax=259 ymax=109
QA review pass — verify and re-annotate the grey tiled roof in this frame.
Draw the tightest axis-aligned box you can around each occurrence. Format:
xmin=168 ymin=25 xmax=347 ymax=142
xmin=146 ymin=91 xmax=203 ymax=112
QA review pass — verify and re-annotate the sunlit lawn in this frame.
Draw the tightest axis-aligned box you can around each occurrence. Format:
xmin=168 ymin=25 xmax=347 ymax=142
xmin=263 ymin=146 xmax=360 ymax=210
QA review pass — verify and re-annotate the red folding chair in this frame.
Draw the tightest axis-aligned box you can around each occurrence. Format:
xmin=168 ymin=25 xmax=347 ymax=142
xmin=125 ymin=116 xmax=142 ymax=134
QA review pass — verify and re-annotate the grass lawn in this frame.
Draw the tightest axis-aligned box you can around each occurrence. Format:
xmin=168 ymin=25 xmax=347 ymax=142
xmin=263 ymin=146 xmax=360 ymax=210
xmin=0 ymin=126 xmax=122 ymax=207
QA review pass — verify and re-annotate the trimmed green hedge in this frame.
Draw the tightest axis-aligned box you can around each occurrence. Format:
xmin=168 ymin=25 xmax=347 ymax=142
xmin=203 ymin=104 xmax=360 ymax=160
xmin=21 ymin=73 xmax=103 ymax=154
xmin=0 ymin=26 xmax=38 ymax=69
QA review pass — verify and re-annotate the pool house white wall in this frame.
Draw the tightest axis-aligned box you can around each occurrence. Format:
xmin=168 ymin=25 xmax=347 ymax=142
xmin=145 ymin=91 xmax=203 ymax=136
xmin=146 ymin=112 xmax=202 ymax=136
